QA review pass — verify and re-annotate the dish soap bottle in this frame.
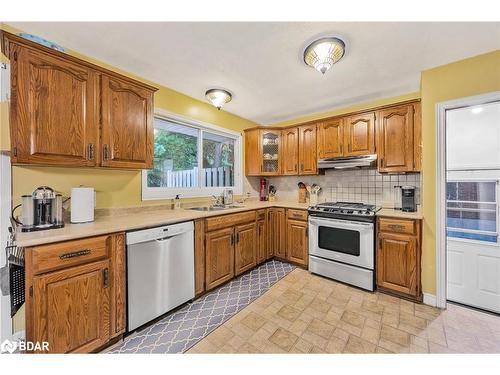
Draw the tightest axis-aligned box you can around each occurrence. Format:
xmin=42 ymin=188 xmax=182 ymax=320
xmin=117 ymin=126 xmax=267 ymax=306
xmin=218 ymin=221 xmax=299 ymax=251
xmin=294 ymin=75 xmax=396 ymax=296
xmin=173 ymin=194 xmax=181 ymax=210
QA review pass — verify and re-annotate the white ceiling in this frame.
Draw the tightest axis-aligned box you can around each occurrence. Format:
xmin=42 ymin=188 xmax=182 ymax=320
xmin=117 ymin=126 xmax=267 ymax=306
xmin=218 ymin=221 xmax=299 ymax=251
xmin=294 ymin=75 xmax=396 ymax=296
xmin=7 ymin=22 xmax=500 ymax=124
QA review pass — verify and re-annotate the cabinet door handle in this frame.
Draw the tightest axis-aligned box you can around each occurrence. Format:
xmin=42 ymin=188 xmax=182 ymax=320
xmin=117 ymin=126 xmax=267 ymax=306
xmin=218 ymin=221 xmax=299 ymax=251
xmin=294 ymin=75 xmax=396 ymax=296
xmin=103 ymin=268 xmax=109 ymax=288
xmin=340 ymin=144 xmax=343 ymax=154
xmin=103 ymin=144 xmax=110 ymax=161
xmin=87 ymin=143 xmax=94 ymax=161
xmin=230 ymin=233 xmax=234 ymax=245
xmin=236 ymin=232 xmax=240 ymax=243
xmin=348 ymin=143 xmax=352 ymax=153
xmin=59 ymin=249 xmax=91 ymax=260
xmin=301 ymin=163 xmax=304 ymax=172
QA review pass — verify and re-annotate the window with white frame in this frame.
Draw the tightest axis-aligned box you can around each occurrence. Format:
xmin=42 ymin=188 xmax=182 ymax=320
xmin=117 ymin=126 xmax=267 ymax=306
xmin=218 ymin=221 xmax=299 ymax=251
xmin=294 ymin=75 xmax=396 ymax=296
xmin=446 ymin=180 xmax=499 ymax=243
xmin=142 ymin=113 xmax=242 ymax=199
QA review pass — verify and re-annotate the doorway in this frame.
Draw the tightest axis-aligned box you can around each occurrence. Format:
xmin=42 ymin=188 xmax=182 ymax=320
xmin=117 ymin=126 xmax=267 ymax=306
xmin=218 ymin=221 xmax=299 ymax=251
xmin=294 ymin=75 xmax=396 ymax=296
xmin=437 ymin=92 xmax=500 ymax=313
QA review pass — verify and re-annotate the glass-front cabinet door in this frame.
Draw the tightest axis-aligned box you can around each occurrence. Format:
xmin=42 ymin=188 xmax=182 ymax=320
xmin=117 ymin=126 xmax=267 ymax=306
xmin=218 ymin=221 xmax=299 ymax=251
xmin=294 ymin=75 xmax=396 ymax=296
xmin=260 ymin=130 xmax=281 ymax=175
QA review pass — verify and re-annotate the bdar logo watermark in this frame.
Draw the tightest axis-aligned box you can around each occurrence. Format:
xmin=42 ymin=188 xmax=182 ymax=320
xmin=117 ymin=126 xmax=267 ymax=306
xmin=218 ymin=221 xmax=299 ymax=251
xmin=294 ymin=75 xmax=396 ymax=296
xmin=1 ymin=339 xmax=49 ymax=354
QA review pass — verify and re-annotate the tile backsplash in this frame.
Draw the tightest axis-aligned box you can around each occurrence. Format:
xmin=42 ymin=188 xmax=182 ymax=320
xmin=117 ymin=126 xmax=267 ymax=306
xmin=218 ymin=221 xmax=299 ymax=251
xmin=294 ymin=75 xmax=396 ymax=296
xmin=246 ymin=168 xmax=421 ymax=208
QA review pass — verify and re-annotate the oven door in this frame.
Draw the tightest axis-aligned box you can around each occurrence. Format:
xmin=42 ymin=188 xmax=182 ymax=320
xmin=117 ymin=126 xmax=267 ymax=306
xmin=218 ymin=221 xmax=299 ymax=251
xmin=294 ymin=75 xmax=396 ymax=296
xmin=309 ymin=216 xmax=374 ymax=269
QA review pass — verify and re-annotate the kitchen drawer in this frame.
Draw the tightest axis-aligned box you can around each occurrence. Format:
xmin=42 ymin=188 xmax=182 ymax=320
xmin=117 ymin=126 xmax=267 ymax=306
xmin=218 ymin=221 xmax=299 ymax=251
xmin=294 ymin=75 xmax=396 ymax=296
xmin=30 ymin=235 xmax=110 ymax=275
xmin=287 ymin=209 xmax=308 ymax=221
xmin=205 ymin=211 xmax=256 ymax=232
xmin=378 ymin=217 xmax=416 ymax=235
xmin=256 ymin=209 xmax=267 ymax=221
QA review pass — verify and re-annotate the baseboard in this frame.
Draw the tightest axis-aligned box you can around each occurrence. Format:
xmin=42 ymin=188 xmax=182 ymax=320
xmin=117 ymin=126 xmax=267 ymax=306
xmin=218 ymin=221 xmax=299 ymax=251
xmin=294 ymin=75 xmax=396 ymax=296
xmin=423 ymin=293 xmax=437 ymax=307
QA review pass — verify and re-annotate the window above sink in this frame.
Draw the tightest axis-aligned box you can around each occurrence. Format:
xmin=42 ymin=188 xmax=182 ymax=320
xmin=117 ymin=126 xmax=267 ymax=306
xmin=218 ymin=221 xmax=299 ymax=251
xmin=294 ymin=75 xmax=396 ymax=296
xmin=142 ymin=110 xmax=243 ymax=200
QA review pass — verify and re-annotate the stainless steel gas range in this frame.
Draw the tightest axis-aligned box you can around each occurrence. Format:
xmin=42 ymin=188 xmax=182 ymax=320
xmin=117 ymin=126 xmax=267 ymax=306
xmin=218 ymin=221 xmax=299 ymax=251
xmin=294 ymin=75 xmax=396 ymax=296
xmin=308 ymin=202 xmax=380 ymax=291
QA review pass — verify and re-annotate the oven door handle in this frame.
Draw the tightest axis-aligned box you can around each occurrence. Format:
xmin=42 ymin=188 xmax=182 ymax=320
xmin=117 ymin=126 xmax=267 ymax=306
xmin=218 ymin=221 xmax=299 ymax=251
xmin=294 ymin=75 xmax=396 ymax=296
xmin=309 ymin=217 xmax=373 ymax=230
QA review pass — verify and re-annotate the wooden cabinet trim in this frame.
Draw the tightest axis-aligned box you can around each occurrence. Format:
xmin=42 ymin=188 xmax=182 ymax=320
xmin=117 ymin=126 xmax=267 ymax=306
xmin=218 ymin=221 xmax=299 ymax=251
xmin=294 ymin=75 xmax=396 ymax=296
xmin=194 ymin=219 xmax=206 ymax=297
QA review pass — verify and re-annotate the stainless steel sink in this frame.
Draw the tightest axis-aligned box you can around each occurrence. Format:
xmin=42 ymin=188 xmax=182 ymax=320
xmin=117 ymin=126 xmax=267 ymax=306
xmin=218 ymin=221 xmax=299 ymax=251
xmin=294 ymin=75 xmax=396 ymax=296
xmin=188 ymin=205 xmax=244 ymax=211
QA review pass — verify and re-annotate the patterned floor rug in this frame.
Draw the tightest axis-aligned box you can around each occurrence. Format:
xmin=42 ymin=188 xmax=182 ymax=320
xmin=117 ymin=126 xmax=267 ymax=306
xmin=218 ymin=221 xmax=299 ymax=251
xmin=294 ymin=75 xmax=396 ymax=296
xmin=107 ymin=259 xmax=296 ymax=354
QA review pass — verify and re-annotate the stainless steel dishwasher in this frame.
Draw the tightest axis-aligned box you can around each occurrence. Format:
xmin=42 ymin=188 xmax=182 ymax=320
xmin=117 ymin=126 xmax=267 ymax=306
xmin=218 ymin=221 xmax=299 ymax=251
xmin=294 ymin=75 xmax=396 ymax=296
xmin=126 ymin=221 xmax=194 ymax=331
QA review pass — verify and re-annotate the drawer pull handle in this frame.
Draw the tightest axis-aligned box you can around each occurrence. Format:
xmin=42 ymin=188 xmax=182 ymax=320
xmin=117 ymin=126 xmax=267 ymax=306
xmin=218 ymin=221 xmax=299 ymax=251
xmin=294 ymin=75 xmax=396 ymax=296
xmin=293 ymin=213 xmax=303 ymax=218
xmin=388 ymin=224 xmax=405 ymax=231
xmin=59 ymin=249 xmax=91 ymax=260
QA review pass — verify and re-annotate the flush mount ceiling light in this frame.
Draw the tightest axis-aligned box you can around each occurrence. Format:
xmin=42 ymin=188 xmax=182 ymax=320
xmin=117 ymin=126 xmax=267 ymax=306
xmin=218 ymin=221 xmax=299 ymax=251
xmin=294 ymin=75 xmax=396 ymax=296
xmin=205 ymin=89 xmax=232 ymax=110
xmin=303 ymin=37 xmax=346 ymax=74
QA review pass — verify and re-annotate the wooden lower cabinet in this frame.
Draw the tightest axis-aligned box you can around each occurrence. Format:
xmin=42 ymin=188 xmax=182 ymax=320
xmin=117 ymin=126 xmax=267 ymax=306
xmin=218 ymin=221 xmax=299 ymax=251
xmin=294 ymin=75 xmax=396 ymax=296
xmin=25 ymin=233 xmax=125 ymax=353
xmin=376 ymin=217 xmax=422 ymax=300
xmin=256 ymin=214 xmax=268 ymax=264
xmin=268 ymin=208 xmax=286 ymax=259
xmin=286 ymin=217 xmax=309 ymax=267
xmin=205 ymin=227 xmax=235 ymax=290
xmin=32 ymin=260 xmax=111 ymax=353
xmin=235 ymin=223 xmax=257 ymax=275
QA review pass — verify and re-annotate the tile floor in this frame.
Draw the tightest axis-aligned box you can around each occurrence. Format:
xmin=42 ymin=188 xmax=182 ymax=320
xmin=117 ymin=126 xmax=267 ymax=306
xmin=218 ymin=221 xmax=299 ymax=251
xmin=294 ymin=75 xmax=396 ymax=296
xmin=187 ymin=268 xmax=500 ymax=354
xmin=107 ymin=260 xmax=295 ymax=353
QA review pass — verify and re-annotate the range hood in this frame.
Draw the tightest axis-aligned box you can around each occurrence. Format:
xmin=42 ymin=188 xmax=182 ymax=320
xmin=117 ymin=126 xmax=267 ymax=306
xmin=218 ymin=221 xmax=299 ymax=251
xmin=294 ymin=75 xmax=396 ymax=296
xmin=318 ymin=154 xmax=377 ymax=170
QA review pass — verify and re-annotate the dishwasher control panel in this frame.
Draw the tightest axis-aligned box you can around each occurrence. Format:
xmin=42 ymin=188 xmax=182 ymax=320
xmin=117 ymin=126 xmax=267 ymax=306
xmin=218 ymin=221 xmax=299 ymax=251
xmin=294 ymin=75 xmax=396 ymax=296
xmin=126 ymin=221 xmax=194 ymax=245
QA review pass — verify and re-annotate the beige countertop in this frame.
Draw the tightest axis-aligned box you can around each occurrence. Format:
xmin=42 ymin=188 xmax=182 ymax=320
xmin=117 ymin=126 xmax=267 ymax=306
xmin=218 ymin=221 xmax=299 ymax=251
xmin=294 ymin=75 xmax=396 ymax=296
xmin=376 ymin=207 xmax=423 ymax=220
xmin=16 ymin=200 xmax=310 ymax=247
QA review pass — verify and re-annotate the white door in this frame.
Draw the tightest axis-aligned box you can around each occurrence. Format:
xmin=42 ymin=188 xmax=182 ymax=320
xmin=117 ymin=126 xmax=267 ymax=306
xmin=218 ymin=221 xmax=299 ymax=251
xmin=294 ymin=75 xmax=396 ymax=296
xmin=446 ymin=101 xmax=500 ymax=313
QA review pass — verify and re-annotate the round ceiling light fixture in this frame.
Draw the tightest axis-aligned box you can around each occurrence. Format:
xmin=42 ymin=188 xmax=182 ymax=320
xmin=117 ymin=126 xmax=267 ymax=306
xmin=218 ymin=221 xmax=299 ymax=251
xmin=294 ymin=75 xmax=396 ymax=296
xmin=303 ymin=37 xmax=346 ymax=74
xmin=205 ymin=88 xmax=232 ymax=110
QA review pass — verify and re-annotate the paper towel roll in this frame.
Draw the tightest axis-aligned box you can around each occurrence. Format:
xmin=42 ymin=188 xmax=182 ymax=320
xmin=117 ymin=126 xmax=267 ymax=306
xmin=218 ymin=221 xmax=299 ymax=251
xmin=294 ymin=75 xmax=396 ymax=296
xmin=70 ymin=187 xmax=95 ymax=223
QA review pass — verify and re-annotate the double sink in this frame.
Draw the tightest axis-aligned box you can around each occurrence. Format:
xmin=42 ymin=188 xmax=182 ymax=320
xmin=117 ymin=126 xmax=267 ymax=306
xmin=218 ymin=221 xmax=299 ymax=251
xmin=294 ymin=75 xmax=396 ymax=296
xmin=188 ymin=204 xmax=244 ymax=212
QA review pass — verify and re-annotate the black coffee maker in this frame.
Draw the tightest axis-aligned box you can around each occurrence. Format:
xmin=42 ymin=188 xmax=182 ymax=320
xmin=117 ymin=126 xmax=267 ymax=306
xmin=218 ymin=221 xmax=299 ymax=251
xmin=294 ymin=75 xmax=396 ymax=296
xmin=401 ymin=186 xmax=417 ymax=212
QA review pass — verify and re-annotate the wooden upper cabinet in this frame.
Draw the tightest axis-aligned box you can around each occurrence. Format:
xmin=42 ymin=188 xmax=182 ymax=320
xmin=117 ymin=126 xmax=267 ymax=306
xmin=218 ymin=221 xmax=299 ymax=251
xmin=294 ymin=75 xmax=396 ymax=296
xmin=31 ymin=260 xmax=111 ymax=353
xmin=205 ymin=227 xmax=235 ymax=290
xmin=101 ymin=75 xmax=154 ymax=169
xmin=281 ymin=127 xmax=299 ymax=175
xmin=234 ymin=222 xmax=257 ymax=275
xmin=260 ymin=130 xmax=282 ymax=175
xmin=9 ymin=43 xmax=98 ymax=166
xmin=244 ymin=128 xmax=281 ymax=176
xmin=377 ymin=104 xmax=414 ymax=172
xmin=298 ymin=124 xmax=317 ymax=175
xmin=2 ymin=31 xmax=156 ymax=169
xmin=344 ymin=112 xmax=375 ymax=156
xmin=318 ymin=118 xmax=344 ymax=159
xmin=244 ymin=129 xmax=261 ymax=176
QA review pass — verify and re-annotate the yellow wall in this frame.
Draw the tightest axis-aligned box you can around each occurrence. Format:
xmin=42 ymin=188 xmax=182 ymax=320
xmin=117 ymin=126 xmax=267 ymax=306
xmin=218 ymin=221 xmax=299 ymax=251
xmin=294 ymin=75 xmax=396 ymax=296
xmin=1 ymin=24 xmax=258 ymax=208
xmin=420 ymin=50 xmax=500 ymax=295
xmin=268 ymin=92 xmax=421 ymax=127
